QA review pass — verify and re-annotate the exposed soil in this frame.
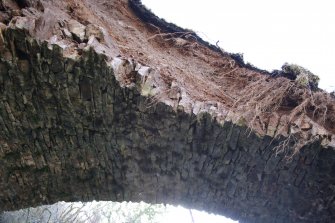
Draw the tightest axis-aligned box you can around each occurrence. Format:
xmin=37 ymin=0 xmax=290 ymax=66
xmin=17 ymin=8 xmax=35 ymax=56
xmin=1 ymin=0 xmax=335 ymax=149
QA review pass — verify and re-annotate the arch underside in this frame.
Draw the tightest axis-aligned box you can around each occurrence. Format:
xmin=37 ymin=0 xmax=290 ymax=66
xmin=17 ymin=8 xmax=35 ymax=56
xmin=0 ymin=28 xmax=334 ymax=223
xmin=0 ymin=0 xmax=335 ymax=222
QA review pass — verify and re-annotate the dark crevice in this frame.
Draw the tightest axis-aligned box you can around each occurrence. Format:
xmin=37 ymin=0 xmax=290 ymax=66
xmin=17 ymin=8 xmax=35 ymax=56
xmin=15 ymin=0 xmax=29 ymax=9
xmin=0 ymin=2 xmax=5 ymax=11
xmin=15 ymin=48 xmax=29 ymax=60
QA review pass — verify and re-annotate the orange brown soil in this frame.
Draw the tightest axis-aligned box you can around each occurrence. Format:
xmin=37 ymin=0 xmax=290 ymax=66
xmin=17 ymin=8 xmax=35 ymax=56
xmin=1 ymin=0 xmax=335 ymax=150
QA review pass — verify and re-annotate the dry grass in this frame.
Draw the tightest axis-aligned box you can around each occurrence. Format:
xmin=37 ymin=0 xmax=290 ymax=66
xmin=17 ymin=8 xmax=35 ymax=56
xmin=231 ymin=76 xmax=335 ymax=159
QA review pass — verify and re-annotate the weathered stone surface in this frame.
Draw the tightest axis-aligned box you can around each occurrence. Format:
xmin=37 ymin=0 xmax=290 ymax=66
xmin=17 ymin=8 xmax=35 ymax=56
xmin=67 ymin=19 xmax=86 ymax=42
xmin=85 ymin=24 xmax=104 ymax=42
xmin=0 ymin=26 xmax=334 ymax=223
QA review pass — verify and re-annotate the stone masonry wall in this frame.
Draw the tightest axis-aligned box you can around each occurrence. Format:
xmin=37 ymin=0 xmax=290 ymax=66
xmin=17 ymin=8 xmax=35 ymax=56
xmin=0 ymin=27 xmax=335 ymax=223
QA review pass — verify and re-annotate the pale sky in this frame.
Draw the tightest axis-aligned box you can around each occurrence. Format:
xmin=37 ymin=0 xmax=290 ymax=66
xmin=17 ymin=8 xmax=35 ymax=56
xmin=159 ymin=205 xmax=238 ymax=223
xmin=142 ymin=0 xmax=335 ymax=92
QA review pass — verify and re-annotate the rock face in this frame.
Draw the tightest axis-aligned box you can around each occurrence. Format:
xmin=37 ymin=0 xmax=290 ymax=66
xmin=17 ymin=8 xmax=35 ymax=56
xmin=0 ymin=0 xmax=335 ymax=223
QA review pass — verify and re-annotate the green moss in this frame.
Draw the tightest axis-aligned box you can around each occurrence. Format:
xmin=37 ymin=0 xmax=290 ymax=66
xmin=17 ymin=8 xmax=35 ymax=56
xmin=296 ymin=73 xmax=309 ymax=87
xmin=282 ymin=63 xmax=320 ymax=89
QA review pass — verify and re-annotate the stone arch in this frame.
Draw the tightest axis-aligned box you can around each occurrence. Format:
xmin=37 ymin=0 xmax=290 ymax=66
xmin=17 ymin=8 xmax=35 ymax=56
xmin=0 ymin=1 xmax=335 ymax=222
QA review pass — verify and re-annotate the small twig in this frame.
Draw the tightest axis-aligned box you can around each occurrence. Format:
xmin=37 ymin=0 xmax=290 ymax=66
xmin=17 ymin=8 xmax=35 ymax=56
xmin=220 ymin=67 xmax=238 ymax=77
xmin=189 ymin=209 xmax=195 ymax=223
xmin=148 ymin=31 xmax=194 ymax=41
